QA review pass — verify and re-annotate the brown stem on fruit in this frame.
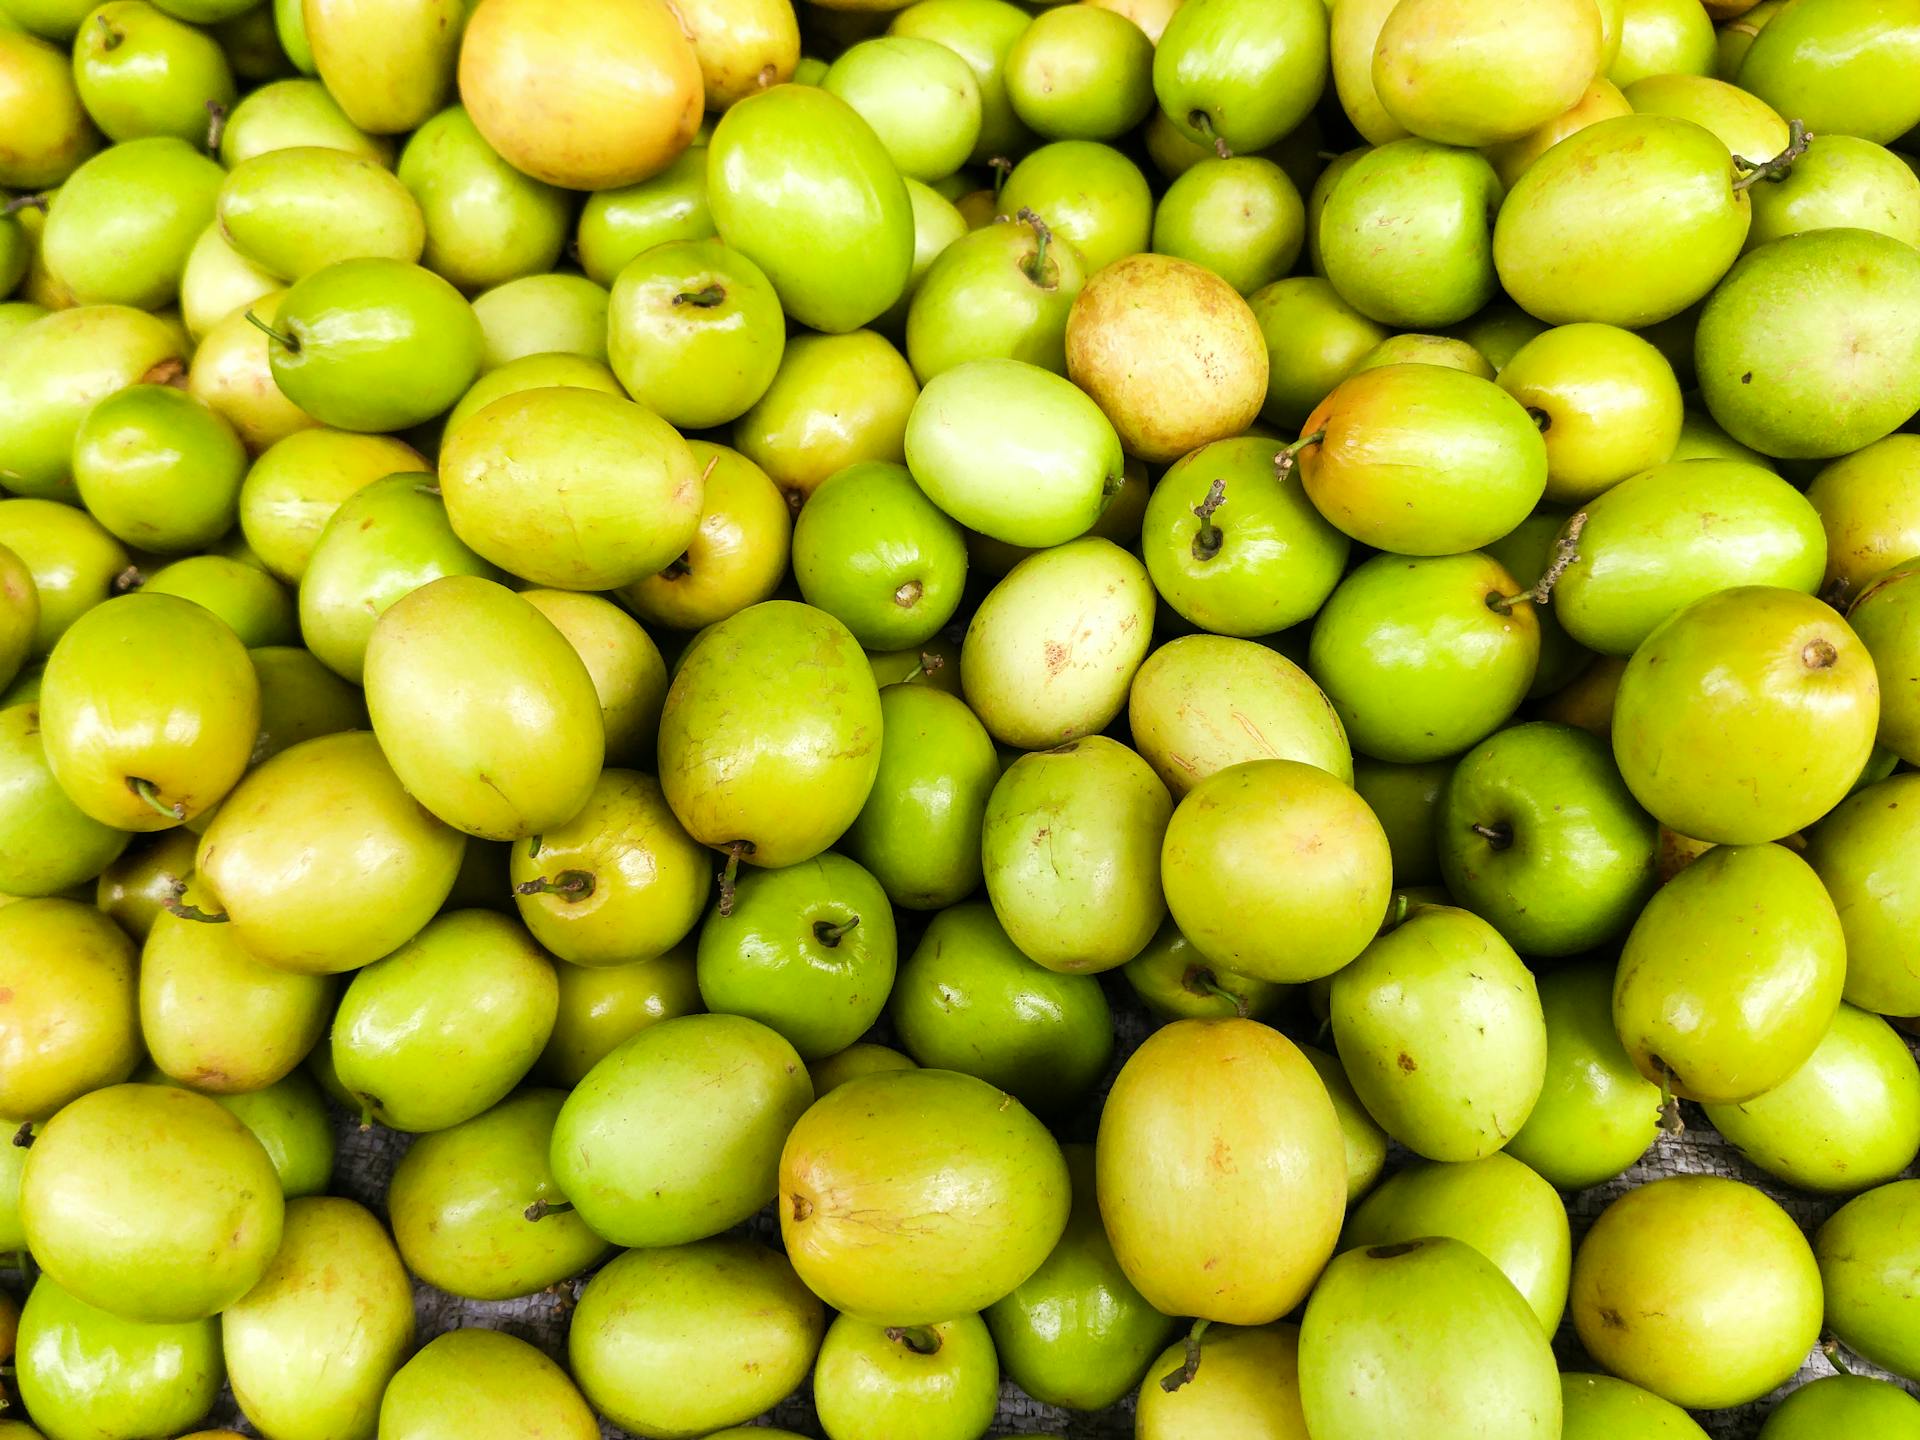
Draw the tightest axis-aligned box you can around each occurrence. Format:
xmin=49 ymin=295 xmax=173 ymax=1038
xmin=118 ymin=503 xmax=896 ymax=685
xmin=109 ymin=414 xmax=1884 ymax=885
xmin=716 ymin=840 xmax=753 ymax=917
xmin=129 ymin=777 xmax=186 ymax=822
xmin=813 ymin=915 xmax=860 ymax=948
xmin=523 ymin=1198 xmax=575 ymax=1222
xmin=658 ymin=553 xmax=692 ymax=581
xmin=1184 ymin=965 xmax=1250 ymax=1018
xmin=243 ymin=309 xmax=298 ymax=352
xmin=893 ymin=579 xmax=923 ymax=608
xmin=988 ymin=155 xmax=1013 ymax=202
xmin=1190 ymin=477 xmax=1227 ymax=561
xmin=1 ymin=193 xmax=48 ymax=216
xmin=514 ymin=869 xmax=596 ymax=902
xmin=1802 ymin=637 xmax=1839 ymax=670
xmin=1273 ymin=430 xmax=1324 ymax=481
xmin=1822 ymin=1336 xmax=1853 ymax=1375
xmin=672 ymin=284 xmax=726 ymax=308
xmin=1159 ymin=1318 xmax=1212 ymax=1393
xmin=205 ymin=101 xmax=226 ymax=156
xmin=885 ymin=1326 xmax=943 ymax=1355
xmin=11 ymin=1123 xmax=32 ymax=1150
xmin=1185 ymin=110 xmax=1231 ymax=160
xmin=1489 ymin=511 xmax=1587 ymax=613
xmin=911 ymin=649 xmax=945 ymax=681
xmin=1470 ymin=821 xmax=1514 ymax=852
xmin=112 ymin=564 xmax=145 ymax=594
xmin=1015 ymin=208 xmax=1055 ymax=287
xmin=1654 ymin=1058 xmax=1685 ymax=1135
xmin=160 ymin=878 xmax=228 ymax=924
xmin=1731 ymin=119 xmax=1812 ymax=192
xmin=95 ymin=11 xmax=122 ymax=48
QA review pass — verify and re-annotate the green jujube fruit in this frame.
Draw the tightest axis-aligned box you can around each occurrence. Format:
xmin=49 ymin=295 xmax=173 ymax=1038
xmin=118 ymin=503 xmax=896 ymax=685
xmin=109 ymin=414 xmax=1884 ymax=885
xmin=469 ymin=272 xmax=610 ymax=370
xmin=1733 ymin=0 xmax=1920 ymax=145
xmin=1152 ymin=0 xmax=1328 ymax=154
xmin=1561 ymin=1373 xmax=1709 ymax=1440
xmin=0 ymin=900 xmax=139 ymax=1121
xmin=1759 ymin=1375 xmax=1920 ymax=1440
xmin=536 ymin=945 xmax=700 ymax=1086
xmin=72 ymin=0 xmax=236 ymax=144
xmin=139 ymin=555 xmax=296 ymax=649
xmin=1299 ymin=1237 xmax=1561 ymax=1440
xmin=1303 ymin=1042 xmax=1389 ymax=1203
xmin=1806 ymin=774 xmax=1920 ymax=1015
xmin=1819 ymin=1179 xmax=1920 ymax=1382
xmin=0 ymin=702 xmax=130 ymax=896
xmin=397 ymin=105 xmax=570 ymax=293
xmin=885 ymin=0 xmax=1033 ymax=164
xmin=551 ymin=1013 xmax=812 ymax=1248
xmin=70 ymin=384 xmax=247 ymax=554
xmin=364 ymin=575 xmax=605 ymax=840
xmin=207 ymin=1070 xmax=334 ymax=1198
xmin=812 ymin=1313 xmax=998 ymax=1440
xmin=904 ymin=211 xmax=1086 ymax=382
xmin=39 ymin=138 xmax=222 ymax=309
xmin=0 ymin=499 xmax=131 ymax=663
xmin=576 ymin=148 xmax=714 ymax=288
xmin=1848 ymin=557 xmax=1920 ymax=765
xmin=658 ymin=600 xmax=882 ymax=868
xmin=708 ymin=84 xmax=913 ymax=333
xmin=216 ymin=146 xmax=425 ymax=281
xmin=388 ymin=1089 xmax=611 ymax=1301
xmin=822 ymin=36 xmax=983 ymax=181
xmin=236 ymin=428 xmax=424 ymax=584
xmin=214 ymin=77 xmax=387 ymax=166
xmin=1133 ymin=1322 xmax=1311 ymax=1440
xmin=1330 ymin=905 xmax=1548 ymax=1161
xmin=379 ymin=1330 xmax=599 ymax=1440
xmin=222 ymin=1197 xmax=415 ymax=1440
xmin=332 ymin=909 xmax=558 ymax=1132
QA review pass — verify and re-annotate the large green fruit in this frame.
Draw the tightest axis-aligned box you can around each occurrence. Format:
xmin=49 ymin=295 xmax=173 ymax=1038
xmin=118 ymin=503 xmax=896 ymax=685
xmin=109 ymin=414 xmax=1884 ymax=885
xmin=1504 ymin=961 xmax=1660 ymax=1191
xmin=1759 ymin=1375 xmax=1920 ymax=1440
xmin=1561 ymin=1372 xmax=1709 ymax=1440
xmin=1806 ymin=773 xmax=1920 ymax=1014
xmin=658 ymin=600 xmax=881 ymax=868
xmin=388 ymin=1089 xmax=610 ymax=1300
xmin=217 ymin=145 xmax=424 ymax=282
xmin=813 ymin=1312 xmax=998 ymax=1440
xmin=885 ymin=0 xmax=1032 ymax=163
xmin=332 ymin=909 xmax=558 ymax=1131
xmin=1743 ymin=135 xmax=1920 ymax=252
xmin=15 ymin=1275 xmax=221 ymax=1440
xmin=1573 ymin=1176 xmax=1821 ymax=1407
xmin=708 ymin=84 xmax=912 ymax=333
xmin=1331 ymin=905 xmax=1547 ymax=1161
xmin=551 ymin=1012 xmax=811 ymax=1247
xmin=823 ymin=35 xmax=982 ymax=180
xmin=1154 ymin=155 xmax=1304 ymax=297
xmin=1299 ymin=1237 xmax=1560 ymax=1440
xmin=0 ymin=504 xmax=124 ymax=667
xmin=195 ymin=730 xmax=464 ymax=974
xmin=994 ymin=139 xmax=1152 ymax=280
xmin=1098 ymin=1018 xmax=1344 ymax=1324
xmin=1733 ymin=0 xmax=1920 ymax=144
xmin=1152 ymin=0 xmax=1326 ymax=154
xmin=1612 ymin=586 xmax=1879 ymax=842
xmin=790 ymin=460 xmax=968 ymax=650
xmin=731 ymin=329 xmax=917 ymax=509
xmin=223 ymin=1197 xmax=414 ymax=1440
xmin=39 ymin=592 xmax=257 ymax=832
xmin=397 ymin=105 xmax=570 ymax=294
xmin=364 ymin=575 xmax=604 ymax=840
xmin=1819 ymin=1179 xmax=1920 ymax=1381
xmin=1697 ymin=229 xmax=1920 ymax=459
xmin=1705 ymin=1002 xmax=1920 ymax=1194
xmin=71 ymin=384 xmax=246 ymax=555
xmin=1372 ymin=0 xmax=1601 ymax=146
xmin=380 ymin=1330 xmax=598 ymax=1440
xmin=21 ymin=1083 xmax=282 ymax=1322
xmin=1496 ymin=322 xmax=1682 ymax=504
xmin=780 ymin=1068 xmax=1070 ymax=1324
xmin=1134 ymin=1322 xmax=1309 ymax=1439
xmin=39 ymin=137 xmax=221 ymax=308
xmin=0 ymin=899 xmax=137 ymax=1119
xmin=306 ymin=0 xmax=461 ymax=135
xmin=1614 ymin=842 xmax=1845 ymax=1103
xmin=1340 ymin=1154 xmax=1570 ymax=1334
xmin=0 ymin=702 xmax=130 ymax=896
xmin=569 ymin=1238 xmax=823 ymax=1437
xmin=890 ymin=901 xmax=1113 ymax=1115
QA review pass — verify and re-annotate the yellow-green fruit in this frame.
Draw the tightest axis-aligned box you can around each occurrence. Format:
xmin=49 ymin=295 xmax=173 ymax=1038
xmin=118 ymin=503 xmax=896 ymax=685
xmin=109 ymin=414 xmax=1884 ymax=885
xmin=1134 ymin=1322 xmax=1310 ymax=1440
xmin=1817 ymin=1179 xmax=1920 ymax=1382
xmin=0 ymin=27 xmax=99 ymax=189
xmin=305 ymin=0 xmax=463 ymax=134
xmin=379 ymin=1329 xmax=600 ymax=1440
xmin=216 ymin=145 xmax=426 ymax=281
xmin=1302 ymin=1043 xmax=1388 ymax=1203
xmin=238 ymin=427 xmax=424 ymax=583
xmin=0 ymin=897 xmax=137 ymax=1119
xmin=1806 ymin=773 xmax=1920 ymax=1015
xmin=536 ymin=943 xmax=700 ymax=1086
xmin=0 ymin=701 xmax=131 ymax=896
xmin=520 ymin=587 xmax=667 ymax=769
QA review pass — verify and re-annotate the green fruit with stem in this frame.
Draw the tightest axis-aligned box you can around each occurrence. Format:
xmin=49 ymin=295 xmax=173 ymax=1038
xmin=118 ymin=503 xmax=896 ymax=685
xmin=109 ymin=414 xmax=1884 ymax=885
xmin=1733 ymin=0 xmax=1920 ymax=145
xmin=1122 ymin=919 xmax=1289 ymax=1023
xmin=397 ymin=105 xmax=569 ymax=293
xmin=823 ymin=36 xmax=981 ymax=181
xmin=91 ymin=827 xmax=194 ymax=942
xmin=0 ymin=898 xmax=138 ymax=1119
xmin=1745 ymin=134 xmax=1920 ymax=251
xmin=39 ymin=136 xmax=221 ymax=308
xmin=1153 ymin=0 xmax=1327 ymax=154
xmin=905 ymin=210 xmax=1085 ymax=382
xmin=995 ymin=140 xmax=1152 ymax=276
xmin=792 ymin=460 xmax=968 ymax=650
xmin=0 ymin=701 xmax=130 ymax=895
xmin=1005 ymin=4 xmax=1151 ymax=142
xmin=1135 ymin=1322 xmax=1310 ymax=1440
xmin=380 ymin=1330 xmax=600 ymax=1440
xmin=216 ymin=145 xmax=425 ymax=282
xmin=71 ymin=385 xmax=246 ymax=554
xmin=537 ymin=942 xmax=699 ymax=1086
xmin=617 ymin=439 xmax=792 ymax=632
xmin=1818 ymin=1178 xmax=1920 ymax=1381
xmin=72 ymin=0 xmax=235 ymax=143
xmin=814 ymin=1312 xmax=999 ymax=1440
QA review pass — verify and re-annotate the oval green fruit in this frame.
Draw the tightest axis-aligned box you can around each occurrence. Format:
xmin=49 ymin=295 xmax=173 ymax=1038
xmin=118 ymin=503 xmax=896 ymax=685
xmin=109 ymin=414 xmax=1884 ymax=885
xmin=1759 ymin=1375 xmax=1920 ymax=1440
xmin=791 ymin=460 xmax=968 ymax=650
xmin=72 ymin=0 xmax=234 ymax=144
xmin=237 ymin=427 xmax=424 ymax=584
xmin=1373 ymin=0 xmax=1599 ymax=146
xmin=397 ymin=105 xmax=569 ymax=294
xmin=519 ymin=588 xmax=666 ymax=769
xmin=1134 ymin=1321 xmax=1309 ymax=1439
xmin=0 ymin=702 xmax=130 ymax=896
xmin=470 ymin=272 xmax=610 ymax=370
xmin=1745 ymin=134 xmax=1920 ymax=251
xmin=71 ymin=384 xmax=246 ymax=555
xmin=730 ymin=328 xmax=917 ymax=508
xmin=1153 ymin=0 xmax=1326 ymax=154
xmin=904 ymin=211 xmax=1085 ymax=382
xmin=380 ymin=1329 xmax=598 ymax=1440
xmin=216 ymin=76 xmax=386 ymax=165
xmin=217 ymin=145 xmax=425 ymax=282
xmin=1561 ymin=1372 xmax=1708 ymax=1440
xmin=1302 ymin=1042 xmax=1388 ymax=1204
xmin=810 ymin=1041 xmax=916 ymax=1097
xmin=139 ymin=555 xmax=295 ymax=648
xmin=0 ymin=898 xmax=138 ymax=1117
xmin=823 ymin=35 xmax=982 ymax=180
xmin=1734 ymin=0 xmax=1920 ymax=145
xmin=1849 ymin=557 xmax=1920 ymax=765
xmin=1818 ymin=1178 xmax=1920 ymax=1381
xmin=886 ymin=0 xmax=1031 ymax=163
xmin=576 ymin=147 xmax=714 ymax=287
xmin=40 ymin=137 xmax=222 ymax=308
xmin=1806 ymin=773 xmax=1920 ymax=1015
xmin=206 ymin=1069 xmax=334 ymax=1198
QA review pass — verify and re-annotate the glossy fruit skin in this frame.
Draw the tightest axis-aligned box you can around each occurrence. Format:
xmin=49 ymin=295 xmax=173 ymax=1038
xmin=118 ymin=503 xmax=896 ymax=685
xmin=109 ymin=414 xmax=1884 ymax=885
xmin=244 ymin=648 xmax=387 ymax=773
xmin=1439 ymin=721 xmax=1657 ymax=956
xmin=1760 ymin=1375 xmax=1920 ymax=1440
xmin=0 ymin=507 xmax=129 ymax=669
xmin=188 ymin=290 xmax=325 ymax=455
xmin=217 ymin=146 xmax=426 ymax=283
xmin=609 ymin=239 xmax=784 ymax=430
xmin=1485 ymin=77 xmax=1634 ymax=190
xmin=791 ymin=461 xmax=967 ymax=650
xmin=1706 ymin=1002 xmax=1920 ymax=1194
xmin=1300 ymin=1237 xmax=1561 ymax=1440
xmin=267 ymin=258 xmax=483 ymax=433
xmin=696 ymin=853 xmax=894 ymax=1057
xmin=40 ymin=137 xmax=222 ymax=309
xmin=1134 ymin=1322 xmax=1310 ymax=1439
xmin=388 ymin=1089 xmax=610 ymax=1301
xmin=1612 ymin=0 xmax=1717 ymax=83
xmin=1140 ymin=435 xmax=1348 ymax=638
xmin=0 ymin=702 xmax=130 ymax=896
xmin=1807 ymin=435 xmax=1920 ymax=599
xmin=810 ymin=1042 xmax=916 ymax=1097
xmin=1505 ymin=961 xmax=1660 ymax=1190
xmin=223 ymin=1197 xmax=414 ymax=1440
xmin=1819 ymin=1179 xmax=1920 ymax=1381
xmin=22 ymin=1083 xmax=283 ymax=1323
xmin=659 ymin=600 xmax=881 ymax=867
xmin=1494 ymin=116 xmax=1748 ymax=327
xmin=961 ymin=538 xmax=1154 ymax=750
xmin=890 ymin=901 xmax=1113 ymax=1114
xmin=732 ymin=329 xmax=917 ymax=509
xmin=137 ymin=556 xmax=292 ymax=649
xmin=1099 ymin=1019 xmax=1345 ymax=1324
xmin=781 ymin=1068 xmax=1070 ymax=1325
xmin=237 ymin=428 xmax=422 ymax=582
xmin=1299 ymin=364 xmax=1546 ymax=555
xmin=576 ymin=148 xmax=713 ymax=286
xmin=905 ymin=213 xmax=1085 ymax=382
xmin=380 ymin=1329 xmax=599 ymax=1440
xmin=1496 ymin=324 xmax=1683 ymax=504
xmin=1152 ymin=156 xmax=1302 ymax=297
xmin=1554 ymin=459 xmax=1827 ymax=656
xmin=195 ymin=730 xmax=463 ymax=973
xmin=15 ymin=1275 xmax=222 ymax=1440
xmin=1807 ymin=774 xmax=1920 ymax=1014
xmin=0 ymin=27 xmax=99 ymax=189
xmin=994 ymin=140 xmax=1153 ymax=279
xmin=0 ymin=543 xmax=34 ymax=691
xmin=1611 ymin=586 xmax=1879 ymax=844
xmin=72 ymin=0 xmax=234 ymax=144
xmin=470 ymin=272 xmax=610 ymax=369
xmin=984 ymin=1142 xmax=1175 ymax=1411
xmin=814 ymin=1313 xmax=998 ymax=1440
xmin=824 ymin=36 xmax=982 ymax=180
xmin=1697 ymin=228 xmax=1920 ymax=460
xmin=1560 ymin=1372 xmax=1709 ymax=1440
xmin=1374 ymin=0 xmax=1601 ymax=147
xmin=139 ymin=881 xmax=332 ymax=1093
xmin=672 ymin=0 xmax=799 ymax=109
xmin=708 ymin=84 xmax=911 ymax=333
xmin=206 ymin=1069 xmax=334 ymax=1198
xmin=1615 ymin=842 xmax=1845 ymax=1103
xmin=886 ymin=0 xmax=1031 ymax=163
xmin=1350 ymin=758 xmax=1447 ymax=888
xmin=538 ymin=943 xmax=699 ymax=1085
xmin=0 ymin=899 xmax=136 ymax=1120
xmin=619 ymin=441 xmax=789 ymax=632
xmin=1308 ymin=552 xmax=1540 ymax=763
xmin=365 ymin=575 xmax=604 ymax=840
xmin=569 ymin=1239 xmax=825 ymax=1440
xmin=1734 ymin=0 xmax=1920 ymax=144
xmin=1574 ymin=1176 xmax=1822 ymax=1407
xmin=1153 ymin=0 xmax=1327 ymax=153
xmin=333 ymin=909 xmax=558 ymax=1132
xmin=840 ymin=683 xmax=998 ymax=910
xmin=1007 ymin=4 xmax=1151 ymax=141
xmin=1332 ymin=905 xmax=1547 ymax=1161
xmin=1747 ymin=134 xmax=1920 ymax=251
xmin=397 ymin=105 xmax=569 ymax=293
xmin=70 ymin=386 xmax=245 ymax=555
xmin=215 ymin=77 xmax=388 ymax=166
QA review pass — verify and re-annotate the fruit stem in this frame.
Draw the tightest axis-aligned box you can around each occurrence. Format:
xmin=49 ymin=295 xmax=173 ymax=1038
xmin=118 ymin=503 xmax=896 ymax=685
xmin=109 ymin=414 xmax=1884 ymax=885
xmin=95 ymin=11 xmax=121 ymax=48
xmin=813 ymin=914 xmax=861 ymax=947
xmin=1488 ymin=511 xmax=1586 ymax=614
xmin=112 ymin=564 xmax=144 ymax=594
xmin=1015 ymin=208 xmax=1054 ymax=287
xmin=885 ymin=1326 xmax=943 ymax=1356
xmin=205 ymin=100 xmax=226 ymax=156
xmin=1159 ymin=1317 xmax=1211 ymax=1392
xmin=910 ymin=649 xmax=945 ymax=682
xmin=355 ymin=1095 xmax=378 ymax=1131
xmin=1379 ymin=891 xmax=1411 ymax=934
xmin=717 ymin=840 xmax=753 ymax=917
xmin=527 ymin=834 xmax=542 ymax=858
xmin=242 ymin=309 xmax=299 ymax=352
xmin=0 ymin=193 xmax=48 ymax=216
xmin=514 ymin=869 xmax=596 ymax=902
xmin=10 ymin=1122 xmax=32 ymax=1149
xmin=1273 ymin=430 xmax=1325 ymax=481
xmin=1732 ymin=119 xmax=1812 ymax=192
xmin=523 ymin=1198 xmax=575 ymax=1222
xmin=159 ymin=879 xmax=229 ymax=925
xmin=1822 ymin=1336 xmax=1853 ymax=1375
xmin=1185 ymin=965 xmax=1250 ymax=1019
xmin=129 ymin=777 xmax=186 ymax=822
xmin=1655 ymin=1059 xmax=1685 ymax=1135
xmin=672 ymin=284 xmax=726 ymax=308
xmin=988 ymin=155 xmax=1013 ymax=202
xmin=1469 ymin=821 xmax=1514 ymax=852
xmin=1185 ymin=109 xmax=1232 ymax=160
xmin=1190 ymin=477 xmax=1227 ymax=560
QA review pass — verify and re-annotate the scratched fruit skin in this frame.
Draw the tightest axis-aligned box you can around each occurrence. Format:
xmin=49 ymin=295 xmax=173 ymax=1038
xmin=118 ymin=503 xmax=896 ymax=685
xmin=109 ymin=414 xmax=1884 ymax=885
xmin=1097 ymin=1018 xmax=1346 ymax=1324
xmin=1572 ymin=1176 xmax=1822 ymax=1408
xmin=378 ymin=1329 xmax=601 ymax=1440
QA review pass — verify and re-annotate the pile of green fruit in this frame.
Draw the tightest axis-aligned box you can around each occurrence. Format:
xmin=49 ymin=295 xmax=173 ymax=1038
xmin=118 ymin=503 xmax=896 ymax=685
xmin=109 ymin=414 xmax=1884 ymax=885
xmin=3 ymin=0 xmax=1920 ymax=1433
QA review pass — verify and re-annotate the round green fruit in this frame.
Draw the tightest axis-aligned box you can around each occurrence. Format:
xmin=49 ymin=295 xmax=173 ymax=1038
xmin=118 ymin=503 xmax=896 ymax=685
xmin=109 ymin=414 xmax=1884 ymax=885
xmin=0 ymin=702 xmax=130 ymax=896
xmin=71 ymin=384 xmax=246 ymax=554
xmin=1759 ymin=1375 xmax=1920 ymax=1440
xmin=813 ymin=1312 xmax=999 ymax=1440
xmin=0 ymin=898 xmax=137 ymax=1119
xmin=791 ymin=460 xmax=968 ymax=649
xmin=380 ymin=1329 xmax=598 ymax=1440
